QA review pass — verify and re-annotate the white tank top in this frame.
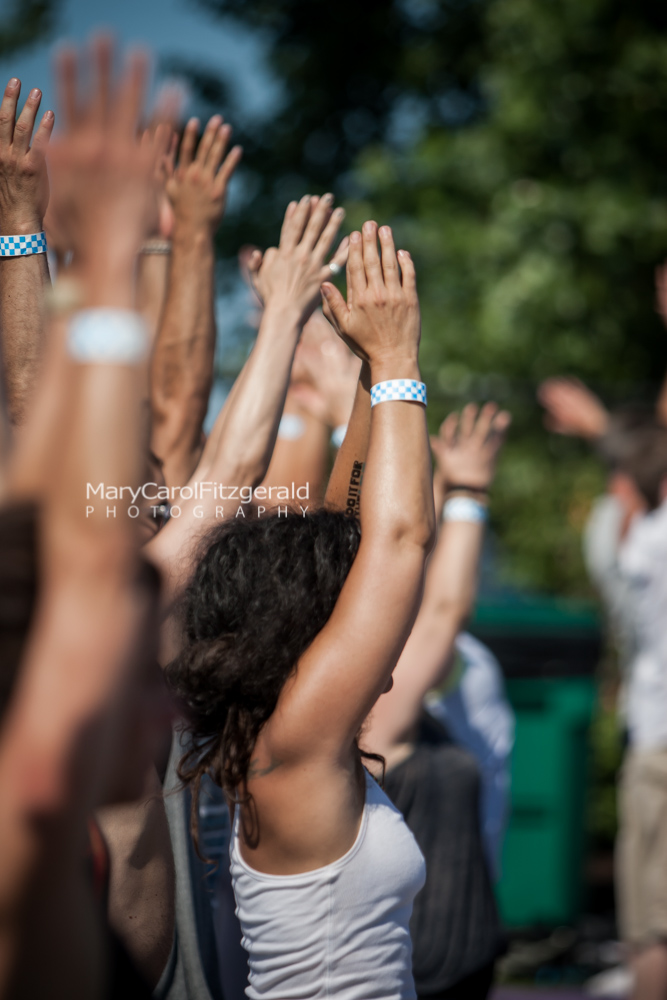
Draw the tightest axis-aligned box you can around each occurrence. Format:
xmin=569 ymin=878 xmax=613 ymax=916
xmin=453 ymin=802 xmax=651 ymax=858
xmin=229 ymin=769 xmax=426 ymax=1000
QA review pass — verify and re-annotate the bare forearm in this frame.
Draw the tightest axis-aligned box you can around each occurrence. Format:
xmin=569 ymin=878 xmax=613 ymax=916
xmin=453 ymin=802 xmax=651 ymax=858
xmin=325 ymin=362 xmax=370 ymax=513
xmin=423 ymin=518 xmax=484 ymax=623
xmin=201 ymin=303 xmax=301 ymax=486
xmin=150 ymin=225 xmax=215 ymax=484
xmin=361 ymin=356 xmax=435 ymax=550
xmin=0 ymin=252 xmax=50 ymax=424
xmin=136 ymin=252 xmax=169 ymax=348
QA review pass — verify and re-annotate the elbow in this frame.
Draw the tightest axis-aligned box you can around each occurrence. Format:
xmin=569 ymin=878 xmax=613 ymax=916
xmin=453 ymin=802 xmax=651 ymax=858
xmin=382 ymin=507 xmax=437 ymax=556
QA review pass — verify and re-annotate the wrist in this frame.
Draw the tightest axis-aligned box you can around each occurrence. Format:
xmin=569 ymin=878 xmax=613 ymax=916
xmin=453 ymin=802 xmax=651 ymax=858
xmin=69 ymin=259 xmax=135 ymax=310
xmin=0 ymin=215 xmax=44 ymax=237
xmin=171 ymin=219 xmax=215 ymax=253
xmin=369 ymin=355 xmax=421 ymax=384
xmin=261 ymin=300 xmax=305 ymax=330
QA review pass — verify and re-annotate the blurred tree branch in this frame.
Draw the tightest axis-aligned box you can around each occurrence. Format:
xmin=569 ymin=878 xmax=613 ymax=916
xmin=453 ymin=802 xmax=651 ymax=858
xmin=0 ymin=0 xmax=61 ymax=59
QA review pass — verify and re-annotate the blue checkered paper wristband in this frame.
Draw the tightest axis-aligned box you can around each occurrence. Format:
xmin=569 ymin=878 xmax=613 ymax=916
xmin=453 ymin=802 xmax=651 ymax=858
xmin=370 ymin=379 xmax=427 ymax=408
xmin=0 ymin=232 xmax=47 ymax=256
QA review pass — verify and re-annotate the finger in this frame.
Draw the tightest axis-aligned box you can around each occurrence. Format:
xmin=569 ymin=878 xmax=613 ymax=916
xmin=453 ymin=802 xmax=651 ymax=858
xmin=153 ymin=122 xmax=172 ymax=162
xmin=459 ymin=403 xmax=478 ymax=440
xmin=346 ymin=230 xmax=366 ymax=296
xmin=378 ymin=225 xmax=400 ymax=290
xmin=179 ymin=117 xmax=199 ymax=169
xmin=205 ymin=121 xmax=230 ymax=173
xmin=397 ymin=249 xmax=416 ymax=294
xmin=196 ymin=114 xmax=222 ymax=168
xmin=166 ymin=130 xmax=178 ymax=173
xmin=492 ymin=410 xmax=512 ymax=438
xmin=440 ymin=412 xmax=459 ymax=448
xmin=361 ymin=220 xmax=383 ymax=291
xmin=321 ymin=283 xmax=350 ymax=334
xmin=246 ymin=249 xmax=265 ymax=303
xmin=55 ymin=47 xmax=78 ymax=131
xmin=317 ymin=230 xmax=349 ymax=285
xmin=0 ymin=78 xmax=20 ymax=146
xmin=113 ymin=48 xmax=148 ymax=136
xmin=473 ymin=401 xmax=499 ymax=443
xmin=313 ymin=205 xmax=345 ymax=264
xmin=280 ymin=194 xmax=311 ymax=250
xmin=214 ymin=142 xmax=242 ymax=193
xmin=91 ymin=34 xmax=112 ymax=124
xmin=12 ymin=87 xmax=42 ymax=155
xmin=300 ymin=192 xmax=334 ymax=251
xmin=28 ymin=109 xmax=55 ymax=161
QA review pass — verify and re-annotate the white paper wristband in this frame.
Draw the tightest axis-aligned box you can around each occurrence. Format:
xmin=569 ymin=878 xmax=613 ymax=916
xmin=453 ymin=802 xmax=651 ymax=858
xmin=443 ymin=496 xmax=488 ymax=523
xmin=331 ymin=424 xmax=348 ymax=449
xmin=370 ymin=379 xmax=427 ymax=407
xmin=68 ymin=309 xmax=149 ymax=365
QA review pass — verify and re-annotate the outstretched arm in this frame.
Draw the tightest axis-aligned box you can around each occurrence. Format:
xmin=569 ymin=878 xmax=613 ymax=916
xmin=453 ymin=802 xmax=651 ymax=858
xmin=537 ymin=376 xmax=609 ymax=440
xmin=144 ymin=194 xmax=347 ymax=616
xmin=362 ymin=402 xmax=510 ymax=757
xmin=264 ymin=222 xmax=436 ymax=760
xmin=0 ymin=79 xmax=54 ymax=425
xmin=149 ymin=115 xmax=242 ymax=487
xmin=0 ymin=38 xmax=158 ymax=996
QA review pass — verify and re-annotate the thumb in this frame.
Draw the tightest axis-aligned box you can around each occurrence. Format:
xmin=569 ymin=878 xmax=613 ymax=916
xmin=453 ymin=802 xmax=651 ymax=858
xmin=321 ymin=283 xmax=349 ymax=335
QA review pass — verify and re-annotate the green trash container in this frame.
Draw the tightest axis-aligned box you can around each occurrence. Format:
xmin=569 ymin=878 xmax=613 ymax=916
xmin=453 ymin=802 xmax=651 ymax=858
xmin=470 ymin=595 xmax=601 ymax=928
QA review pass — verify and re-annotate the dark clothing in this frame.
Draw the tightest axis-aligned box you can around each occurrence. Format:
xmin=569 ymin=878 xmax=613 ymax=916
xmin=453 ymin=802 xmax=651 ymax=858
xmin=384 ymin=731 xmax=504 ymax=996
xmin=417 ymin=960 xmax=495 ymax=1000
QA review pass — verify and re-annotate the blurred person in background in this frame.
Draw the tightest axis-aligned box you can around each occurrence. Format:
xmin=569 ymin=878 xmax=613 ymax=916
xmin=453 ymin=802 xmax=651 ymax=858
xmin=539 ymin=308 xmax=667 ymax=1000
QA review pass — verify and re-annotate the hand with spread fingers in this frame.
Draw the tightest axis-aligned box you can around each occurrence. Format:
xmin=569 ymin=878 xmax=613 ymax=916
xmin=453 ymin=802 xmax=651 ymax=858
xmin=247 ymin=194 xmax=348 ymax=326
xmin=0 ymin=78 xmax=54 ymax=235
xmin=321 ymin=222 xmax=420 ymax=372
xmin=47 ymin=37 xmax=167 ymax=286
xmin=166 ymin=115 xmax=242 ymax=237
xmin=432 ymin=403 xmax=511 ymax=493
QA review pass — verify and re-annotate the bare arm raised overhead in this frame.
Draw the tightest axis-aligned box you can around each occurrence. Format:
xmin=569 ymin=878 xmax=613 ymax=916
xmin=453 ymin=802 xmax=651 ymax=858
xmin=362 ymin=402 xmax=510 ymax=762
xmin=0 ymin=79 xmax=54 ymax=424
xmin=262 ymin=221 xmax=436 ymax=763
xmin=144 ymin=194 xmax=347 ymax=615
xmin=149 ymin=115 xmax=242 ymax=488
xmin=0 ymin=38 xmax=164 ymax=997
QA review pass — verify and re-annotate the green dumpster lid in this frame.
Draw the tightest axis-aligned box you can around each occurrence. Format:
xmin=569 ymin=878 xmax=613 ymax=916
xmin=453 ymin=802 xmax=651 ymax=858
xmin=471 ymin=593 xmax=600 ymax=635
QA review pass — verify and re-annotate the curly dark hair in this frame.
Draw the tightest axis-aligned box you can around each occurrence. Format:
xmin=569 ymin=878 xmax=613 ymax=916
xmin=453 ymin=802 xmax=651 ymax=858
xmin=166 ymin=507 xmax=363 ymax=830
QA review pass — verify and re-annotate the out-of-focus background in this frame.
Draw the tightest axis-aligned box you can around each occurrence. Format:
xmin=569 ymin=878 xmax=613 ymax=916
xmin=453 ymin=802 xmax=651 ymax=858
xmin=6 ymin=0 xmax=667 ymax=992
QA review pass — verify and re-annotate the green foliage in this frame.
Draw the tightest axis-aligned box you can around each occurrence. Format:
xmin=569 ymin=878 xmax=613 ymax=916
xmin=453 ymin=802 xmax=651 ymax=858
xmin=0 ymin=0 xmax=60 ymax=59
xmin=345 ymin=0 xmax=667 ymax=592
xmin=191 ymin=0 xmax=667 ymax=593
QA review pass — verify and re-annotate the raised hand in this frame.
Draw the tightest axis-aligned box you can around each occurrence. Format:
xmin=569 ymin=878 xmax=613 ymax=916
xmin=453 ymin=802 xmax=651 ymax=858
xmin=143 ymin=123 xmax=177 ymax=239
xmin=0 ymin=78 xmax=54 ymax=235
xmin=431 ymin=403 xmax=510 ymax=492
xmin=165 ymin=115 xmax=242 ymax=237
xmin=290 ymin=310 xmax=361 ymax=428
xmin=537 ymin=376 xmax=609 ymax=439
xmin=321 ymin=222 xmax=419 ymax=372
xmin=47 ymin=36 xmax=165 ymax=296
xmin=247 ymin=194 xmax=347 ymax=326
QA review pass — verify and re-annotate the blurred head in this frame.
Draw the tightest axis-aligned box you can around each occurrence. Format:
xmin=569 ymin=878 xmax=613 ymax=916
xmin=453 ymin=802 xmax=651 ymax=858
xmin=599 ymin=409 xmax=667 ymax=511
xmin=166 ymin=508 xmax=361 ymax=804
